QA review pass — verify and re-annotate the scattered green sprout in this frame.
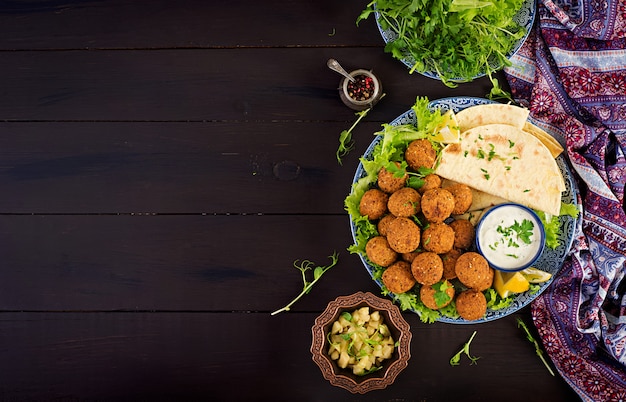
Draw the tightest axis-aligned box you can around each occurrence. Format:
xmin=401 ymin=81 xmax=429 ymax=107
xmin=450 ymin=331 xmax=480 ymax=366
xmin=271 ymin=252 xmax=339 ymax=315
xmin=517 ymin=317 xmax=555 ymax=376
xmin=337 ymin=108 xmax=371 ymax=165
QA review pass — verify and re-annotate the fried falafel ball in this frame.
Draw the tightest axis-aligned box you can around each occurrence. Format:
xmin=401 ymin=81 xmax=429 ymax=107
xmin=455 ymin=289 xmax=487 ymax=321
xmin=387 ymin=187 xmax=421 ymax=218
xmin=420 ymin=280 xmax=455 ymax=310
xmin=446 ymin=183 xmax=473 ymax=215
xmin=421 ymin=188 xmax=455 ymax=223
xmin=417 ymin=174 xmax=442 ymax=194
xmin=359 ymin=188 xmax=388 ymax=220
xmin=440 ymin=248 xmax=462 ymax=280
xmin=455 ymin=251 xmax=493 ymax=291
xmin=405 ymin=139 xmax=437 ymax=171
xmin=421 ymin=222 xmax=455 ymax=254
xmin=377 ymin=214 xmax=396 ymax=237
xmin=410 ymin=251 xmax=443 ymax=286
xmin=401 ymin=250 xmax=422 ymax=263
xmin=365 ymin=236 xmax=398 ymax=267
xmin=449 ymin=219 xmax=475 ymax=250
xmin=382 ymin=261 xmax=416 ymax=294
xmin=378 ymin=162 xmax=407 ymax=193
xmin=386 ymin=217 xmax=421 ymax=254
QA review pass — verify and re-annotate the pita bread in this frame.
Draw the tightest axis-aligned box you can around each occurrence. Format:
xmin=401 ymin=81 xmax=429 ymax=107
xmin=435 ymin=124 xmax=563 ymax=215
xmin=456 ymin=103 xmax=529 ymax=132
xmin=523 ymin=121 xmax=564 ymax=158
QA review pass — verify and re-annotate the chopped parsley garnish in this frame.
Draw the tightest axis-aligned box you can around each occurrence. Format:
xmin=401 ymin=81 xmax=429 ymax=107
xmin=432 ymin=281 xmax=453 ymax=307
xmin=511 ymin=219 xmax=534 ymax=244
xmin=490 ymin=219 xmax=535 ymax=255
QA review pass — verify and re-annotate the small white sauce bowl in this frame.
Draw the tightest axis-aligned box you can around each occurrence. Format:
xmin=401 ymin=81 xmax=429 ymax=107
xmin=475 ymin=203 xmax=545 ymax=272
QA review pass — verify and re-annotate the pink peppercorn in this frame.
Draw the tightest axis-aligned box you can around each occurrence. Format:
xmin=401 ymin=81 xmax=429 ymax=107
xmin=347 ymin=74 xmax=375 ymax=102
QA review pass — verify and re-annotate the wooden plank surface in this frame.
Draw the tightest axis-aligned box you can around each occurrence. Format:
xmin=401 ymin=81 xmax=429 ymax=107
xmin=0 ymin=48 xmax=497 ymax=122
xmin=0 ymin=312 xmax=579 ymax=401
xmin=0 ymin=0 xmax=380 ymax=49
xmin=0 ymin=121 xmax=368 ymax=213
xmin=0 ymin=214 xmax=368 ymax=311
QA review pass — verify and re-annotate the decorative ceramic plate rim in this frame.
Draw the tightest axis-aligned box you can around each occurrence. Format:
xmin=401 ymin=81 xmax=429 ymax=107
xmin=310 ymin=291 xmax=412 ymax=393
xmin=349 ymin=96 xmax=581 ymax=324
xmin=374 ymin=0 xmax=536 ymax=81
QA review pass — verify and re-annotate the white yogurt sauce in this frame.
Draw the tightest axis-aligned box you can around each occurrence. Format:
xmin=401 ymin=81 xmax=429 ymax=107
xmin=477 ymin=205 xmax=543 ymax=270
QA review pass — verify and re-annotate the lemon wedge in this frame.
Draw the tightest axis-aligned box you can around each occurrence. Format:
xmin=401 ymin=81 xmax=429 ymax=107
xmin=493 ymin=270 xmax=530 ymax=298
xmin=431 ymin=110 xmax=461 ymax=144
xmin=520 ymin=267 xmax=552 ymax=283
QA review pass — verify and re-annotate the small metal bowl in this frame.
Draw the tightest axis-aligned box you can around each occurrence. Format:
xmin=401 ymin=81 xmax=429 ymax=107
xmin=338 ymin=69 xmax=383 ymax=111
xmin=311 ymin=291 xmax=411 ymax=394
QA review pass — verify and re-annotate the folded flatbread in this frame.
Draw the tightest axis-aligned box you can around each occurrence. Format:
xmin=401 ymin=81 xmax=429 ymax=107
xmin=456 ymin=103 xmax=529 ymax=132
xmin=523 ymin=121 xmax=564 ymax=158
xmin=456 ymin=103 xmax=564 ymax=158
xmin=435 ymin=124 xmax=564 ymax=215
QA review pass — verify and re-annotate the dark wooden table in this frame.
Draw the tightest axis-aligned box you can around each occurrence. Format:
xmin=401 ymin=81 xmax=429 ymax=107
xmin=0 ymin=1 xmax=582 ymax=401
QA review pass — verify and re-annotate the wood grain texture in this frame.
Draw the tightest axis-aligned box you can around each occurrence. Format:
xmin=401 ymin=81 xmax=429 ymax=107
xmin=0 ymin=0 xmax=380 ymax=49
xmin=0 ymin=214 xmax=371 ymax=311
xmin=0 ymin=48 xmax=497 ymax=122
xmin=0 ymin=121 xmax=376 ymax=213
xmin=0 ymin=312 xmax=579 ymax=401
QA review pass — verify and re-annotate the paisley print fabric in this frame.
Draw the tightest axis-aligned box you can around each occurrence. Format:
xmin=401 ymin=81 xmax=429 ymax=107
xmin=504 ymin=0 xmax=626 ymax=400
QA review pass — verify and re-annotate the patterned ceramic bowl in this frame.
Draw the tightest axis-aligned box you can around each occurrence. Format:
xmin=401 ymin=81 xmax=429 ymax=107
xmin=310 ymin=291 xmax=411 ymax=393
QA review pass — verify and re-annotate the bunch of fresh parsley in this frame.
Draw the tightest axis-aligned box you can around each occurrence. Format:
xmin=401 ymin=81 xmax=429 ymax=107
xmin=357 ymin=0 xmax=526 ymax=90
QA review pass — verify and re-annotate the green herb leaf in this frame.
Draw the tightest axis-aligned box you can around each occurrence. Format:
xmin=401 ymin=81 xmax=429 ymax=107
xmin=337 ymin=108 xmax=371 ymax=165
xmin=517 ymin=318 xmax=555 ymax=376
xmin=511 ymin=219 xmax=534 ymax=244
xmin=450 ymin=331 xmax=480 ymax=366
xmin=433 ymin=280 xmax=452 ymax=307
xmin=359 ymin=0 xmax=525 ymax=93
xmin=271 ymin=252 xmax=340 ymax=315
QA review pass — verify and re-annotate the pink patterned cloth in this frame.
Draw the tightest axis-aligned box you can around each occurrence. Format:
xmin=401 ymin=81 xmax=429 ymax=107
xmin=504 ymin=0 xmax=626 ymax=400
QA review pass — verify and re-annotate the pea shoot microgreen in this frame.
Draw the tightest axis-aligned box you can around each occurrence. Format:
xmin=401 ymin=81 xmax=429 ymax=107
xmin=337 ymin=108 xmax=371 ymax=165
xmin=450 ymin=331 xmax=480 ymax=366
xmin=517 ymin=318 xmax=555 ymax=376
xmin=271 ymin=252 xmax=339 ymax=315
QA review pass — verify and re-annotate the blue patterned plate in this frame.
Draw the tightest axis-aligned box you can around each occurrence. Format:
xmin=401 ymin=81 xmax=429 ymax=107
xmin=349 ymin=97 xmax=580 ymax=323
xmin=374 ymin=0 xmax=536 ymax=81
